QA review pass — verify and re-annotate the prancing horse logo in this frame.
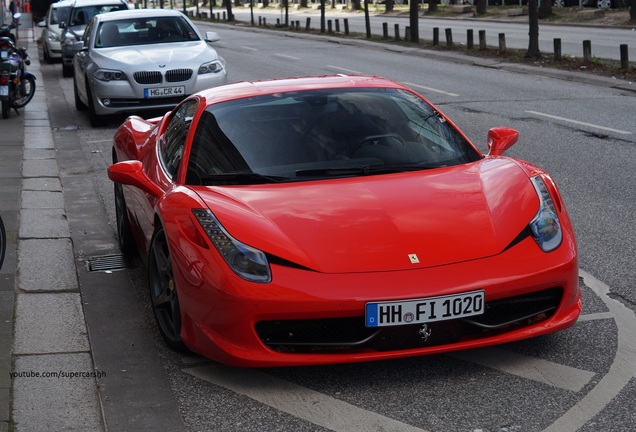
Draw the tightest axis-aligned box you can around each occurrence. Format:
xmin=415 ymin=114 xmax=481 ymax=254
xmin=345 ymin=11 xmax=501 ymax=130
xmin=418 ymin=324 xmax=432 ymax=341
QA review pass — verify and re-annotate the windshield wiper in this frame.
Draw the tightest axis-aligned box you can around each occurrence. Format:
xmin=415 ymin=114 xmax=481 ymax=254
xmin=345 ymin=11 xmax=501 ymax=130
xmin=199 ymin=172 xmax=291 ymax=185
xmin=295 ymin=164 xmax=432 ymax=177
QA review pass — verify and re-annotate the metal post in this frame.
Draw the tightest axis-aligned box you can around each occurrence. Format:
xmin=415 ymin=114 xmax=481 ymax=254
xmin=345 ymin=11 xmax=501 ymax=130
xmin=479 ymin=29 xmax=486 ymax=50
xmin=433 ymin=27 xmax=439 ymax=47
xmin=445 ymin=28 xmax=453 ymax=48
xmin=394 ymin=24 xmax=400 ymax=41
xmin=620 ymin=44 xmax=629 ymax=70
xmin=583 ymin=40 xmax=591 ymax=64
xmin=467 ymin=29 xmax=473 ymax=50
xmin=554 ymin=38 xmax=562 ymax=61
xmin=498 ymin=33 xmax=506 ymax=53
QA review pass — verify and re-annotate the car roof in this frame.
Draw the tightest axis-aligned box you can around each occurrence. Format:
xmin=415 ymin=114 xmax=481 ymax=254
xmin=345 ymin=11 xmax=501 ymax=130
xmin=69 ymin=0 xmax=129 ymax=8
xmin=198 ymin=75 xmax=409 ymax=106
xmin=94 ymin=8 xmax=189 ymax=22
xmin=50 ymin=0 xmax=75 ymax=9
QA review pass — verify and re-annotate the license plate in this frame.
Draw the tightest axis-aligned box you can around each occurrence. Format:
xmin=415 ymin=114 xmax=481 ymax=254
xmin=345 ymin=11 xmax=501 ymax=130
xmin=144 ymin=86 xmax=185 ymax=98
xmin=0 ymin=86 xmax=8 ymax=97
xmin=365 ymin=290 xmax=485 ymax=327
xmin=1 ymin=51 xmax=7 ymax=60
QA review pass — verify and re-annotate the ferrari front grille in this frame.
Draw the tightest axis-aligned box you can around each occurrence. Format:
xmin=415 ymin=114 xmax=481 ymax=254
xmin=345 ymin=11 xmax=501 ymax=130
xmin=133 ymin=71 xmax=162 ymax=85
xmin=165 ymin=68 xmax=193 ymax=83
xmin=255 ymin=287 xmax=563 ymax=354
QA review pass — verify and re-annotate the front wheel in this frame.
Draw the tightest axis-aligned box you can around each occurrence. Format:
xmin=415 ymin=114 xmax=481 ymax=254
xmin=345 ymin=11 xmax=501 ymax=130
xmin=148 ymin=226 xmax=188 ymax=352
xmin=1 ymin=100 xmax=10 ymax=119
xmin=12 ymin=75 xmax=35 ymax=109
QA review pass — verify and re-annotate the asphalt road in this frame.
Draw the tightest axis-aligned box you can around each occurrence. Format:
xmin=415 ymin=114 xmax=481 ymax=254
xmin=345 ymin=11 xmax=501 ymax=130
xmin=19 ymin=18 xmax=636 ymax=432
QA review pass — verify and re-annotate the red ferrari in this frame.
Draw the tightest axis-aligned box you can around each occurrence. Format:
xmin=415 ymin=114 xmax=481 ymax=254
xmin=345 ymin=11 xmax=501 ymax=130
xmin=108 ymin=75 xmax=581 ymax=367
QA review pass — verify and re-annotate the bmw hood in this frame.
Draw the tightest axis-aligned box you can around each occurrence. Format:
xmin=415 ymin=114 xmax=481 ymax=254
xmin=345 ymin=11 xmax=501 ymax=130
xmin=97 ymin=42 xmax=218 ymax=67
xmin=197 ymin=158 xmax=540 ymax=273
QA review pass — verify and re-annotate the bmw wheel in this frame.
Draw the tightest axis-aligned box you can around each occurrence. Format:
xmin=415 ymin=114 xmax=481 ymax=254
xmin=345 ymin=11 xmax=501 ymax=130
xmin=74 ymin=78 xmax=86 ymax=111
xmin=148 ymin=226 xmax=187 ymax=352
xmin=86 ymin=83 xmax=105 ymax=127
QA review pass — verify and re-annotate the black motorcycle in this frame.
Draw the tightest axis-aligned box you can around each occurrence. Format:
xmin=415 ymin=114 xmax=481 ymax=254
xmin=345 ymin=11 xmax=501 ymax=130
xmin=0 ymin=28 xmax=36 ymax=119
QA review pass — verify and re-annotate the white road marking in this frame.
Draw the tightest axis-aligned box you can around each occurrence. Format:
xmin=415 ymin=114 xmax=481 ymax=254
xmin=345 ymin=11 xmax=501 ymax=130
xmin=404 ymin=82 xmax=460 ymax=97
xmin=275 ymin=53 xmax=300 ymax=60
xmin=577 ymin=311 xmax=614 ymax=322
xmin=448 ymin=347 xmax=595 ymax=392
xmin=184 ymin=364 xmax=427 ymax=432
xmin=326 ymin=65 xmax=362 ymax=74
xmin=526 ymin=111 xmax=632 ymax=135
xmin=544 ymin=270 xmax=636 ymax=432
xmin=241 ymin=46 xmax=258 ymax=51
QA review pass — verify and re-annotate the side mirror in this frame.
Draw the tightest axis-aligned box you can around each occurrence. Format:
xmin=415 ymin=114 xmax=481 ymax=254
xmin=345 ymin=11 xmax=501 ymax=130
xmin=38 ymin=20 xmax=46 ymax=28
xmin=487 ymin=127 xmax=519 ymax=157
xmin=205 ymin=31 xmax=220 ymax=43
xmin=72 ymin=41 xmax=85 ymax=51
xmin=107 ymin=160 xmax=163 ymax=197
xmin=60 ymin=21 xmax=67 ymax=29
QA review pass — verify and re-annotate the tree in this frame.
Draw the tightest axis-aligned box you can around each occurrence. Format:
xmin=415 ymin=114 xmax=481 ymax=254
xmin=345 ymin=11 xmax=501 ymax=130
xmin=409 ymin=0 xmax=419 ymax=43
xmin=526 ymin=0 xmax=540 ymax=58
xmin=224 ymin=0 xmax=234 ymax=21
xmin=320 ymin=0 xmax=326 ymax=32
xmin=427 ymin=0 xmax=437 ymax=13
xmin=385 ymin=0 xmax=394 ymax=13
xmin=631 ymin=0 xmax=636 ymax=23
xmin=538 ymin=0 xmax=552 ymax=19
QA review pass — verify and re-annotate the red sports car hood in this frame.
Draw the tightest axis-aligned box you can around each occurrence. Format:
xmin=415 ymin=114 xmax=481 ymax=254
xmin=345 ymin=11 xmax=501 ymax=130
xmin=195 ymin=158 xmax=540 ymax=273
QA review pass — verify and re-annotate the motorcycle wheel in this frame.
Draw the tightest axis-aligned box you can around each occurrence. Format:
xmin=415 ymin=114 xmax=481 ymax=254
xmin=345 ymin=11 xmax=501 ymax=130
xmin=1 ymin=100 xmax=9 ymax=119
xmin=12 ymin=76 xmax=36 ymax=109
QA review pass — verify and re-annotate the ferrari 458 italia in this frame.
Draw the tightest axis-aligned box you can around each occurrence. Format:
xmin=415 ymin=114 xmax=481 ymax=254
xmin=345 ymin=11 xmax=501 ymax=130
xmin=107 ymin=75 xmax=581 ymax=367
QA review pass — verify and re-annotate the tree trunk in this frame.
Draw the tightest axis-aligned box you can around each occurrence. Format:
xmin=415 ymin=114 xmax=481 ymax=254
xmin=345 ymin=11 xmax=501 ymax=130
xmin=631 ymin=0 xmax=636 ymax=23
xmin=475 ymin=0 xmax=486 ymax=15
xmin=320 ymin=0 xmax=326 ymax=32
xmin=409 ymin=0 xmax=419 ymax=43
xmin=300 ymin=0 xmax=308 ymax=7
xmin=427 ymin=0 xmax=437 ymax=13
xmin=352 ymin=0 xmax=362 ymax=10
xmin=225 ymin=0 xmax=233 ymax=21
xmin=538 ymin=0 xmax=552 ymax=19
xmin=364 ymin=0 xmax=371 ymax=38
xmin=385 ymin=0 xmax=394 ymax=13
xmin=526 ymin=0 xmax=540 ymax=59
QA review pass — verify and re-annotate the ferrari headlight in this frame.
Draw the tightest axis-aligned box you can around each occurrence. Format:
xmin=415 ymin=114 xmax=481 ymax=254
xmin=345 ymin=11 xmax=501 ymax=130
xmin=198 ymin=60 xmax=224 ymax=75
xmin=94 ymin=69 xmax=127 ymax=82
xmin=529 ymin=176 xmax=562 ymax=252
xmin=193 ymin=209 xmax=271 ymax=283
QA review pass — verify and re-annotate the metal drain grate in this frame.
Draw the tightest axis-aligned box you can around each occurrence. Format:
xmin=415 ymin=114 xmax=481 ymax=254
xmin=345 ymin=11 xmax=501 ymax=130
xmin=85 ymin=254 xmax=128 ymax=272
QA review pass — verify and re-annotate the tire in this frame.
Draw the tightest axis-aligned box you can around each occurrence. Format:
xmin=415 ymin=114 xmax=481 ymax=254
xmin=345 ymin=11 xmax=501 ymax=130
xmin=62 ymin=62 xmax=73 ymax=78
xmin=148 ymin=226 xmax=188 ymax=352
xmin=1 ymin=100 xmax=10 ymax=119
xmin=114 ymin=182 xmax=136 ymax=254
xmin=12 ymin=75 xmax=35 ymax=109
xmin=74 ymin=77 xmax=87 ymax=111
xmin=596 ymin=0 xmax=611 ymax=7
xmin=86 ymin=83 xmax=105 ymax=127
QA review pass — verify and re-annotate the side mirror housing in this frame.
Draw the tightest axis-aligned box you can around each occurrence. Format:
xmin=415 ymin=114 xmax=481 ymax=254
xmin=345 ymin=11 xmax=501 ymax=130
xmin=107 ymin=160 xmax=163 ymax=198
xmin=487 ymin=127 xmax=519 ymax=156
xmin=205 ymin=31 xmax=220 ymax=43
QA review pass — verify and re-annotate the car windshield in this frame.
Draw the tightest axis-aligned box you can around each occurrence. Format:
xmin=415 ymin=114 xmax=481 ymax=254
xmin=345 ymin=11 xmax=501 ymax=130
xmin=69 ymin=4 xmax=128 ymax=27
xmin=186 ymin=88 xmax=482 ymax=185
xmin=51 ymin=6 xmax=70 ymax=25
xmin=96 ymin=16 xmax=200 ymax=48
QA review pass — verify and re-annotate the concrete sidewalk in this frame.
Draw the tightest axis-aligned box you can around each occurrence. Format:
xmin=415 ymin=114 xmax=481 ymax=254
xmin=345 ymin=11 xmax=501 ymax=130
xmin=0 ymin=34 xmax=104 ymax=432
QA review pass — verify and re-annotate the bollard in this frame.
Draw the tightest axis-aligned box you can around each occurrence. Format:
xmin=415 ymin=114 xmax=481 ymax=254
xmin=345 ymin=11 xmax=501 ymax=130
xmin=583 ymin=40 xmax=592 ymax=64
xmin=277 ymin=18 xmax=280 ymax=26
xmin=394 ymin=24 xmax=400 ymax=41
xmin=498 ymin=33 xmax=506 ymax=54
xmin=405 ymin=26 xmax=410 ymax=42
xmin=620 ymin=44 xmax=629 ymax=70
xmin=467 ymin=29 xmax=473 ymax=50
xmin=328 ymin=20 xmax=332 ymax=33
xmin=433 ymin=27 xmax=439 ymax=46
xmin=554 ymin=38 xmax=562 ymax=61
xmin=335 ymin=19 xmax=340 ymax=33
xmin=223 ymin=12 xmax=226 ymax=21
xmin=263 ymin=17 xmax=267 ymax=26
xmin=383 ymin=22 xmax=388 ymax=40
xmin=479 ymin=29 xmax=486 ymax=50
xmin=445 ymin=28 xmax=453 ymax=48
xmin=344 ymin=19 xmax=349 ymax=35
xmin=306 ymin=17 xmax=311 ymax=31
xmin=259 ymin=16 xmax=262 ymax=26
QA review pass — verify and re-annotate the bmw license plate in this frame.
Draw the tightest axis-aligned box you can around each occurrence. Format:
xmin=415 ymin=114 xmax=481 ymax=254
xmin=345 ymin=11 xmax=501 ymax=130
xmin=0 ymin=85 xmax=8 ymax=97
xmin=365 ymin=290 xmax=485 ymax=327
xmin=144 ymin=86 xmax=185 ymax=98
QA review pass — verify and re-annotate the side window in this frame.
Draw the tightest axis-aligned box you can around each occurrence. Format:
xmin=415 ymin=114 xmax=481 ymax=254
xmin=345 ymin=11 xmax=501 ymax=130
xmin=83 ymin=20 xmax=94 ymax=44
xmin=160 ymin=100 xmax=198 ymax=179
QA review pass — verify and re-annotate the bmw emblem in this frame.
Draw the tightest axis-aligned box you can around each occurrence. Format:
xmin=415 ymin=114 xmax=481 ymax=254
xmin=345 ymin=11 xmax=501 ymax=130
xmin=159 ymin=64 xmax=166 ymax=68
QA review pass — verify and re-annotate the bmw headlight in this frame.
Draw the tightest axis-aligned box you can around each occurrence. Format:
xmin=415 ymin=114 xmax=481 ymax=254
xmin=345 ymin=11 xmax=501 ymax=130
xmin=529 ymin=176 xmax=562 ymax=252
xmin=198 ymin=59 xmax=224 ymax=75
xmin=193 ymin=209 xmax=271 ymax=283
xmin=94 ymin=69 xmax=127 ymax=82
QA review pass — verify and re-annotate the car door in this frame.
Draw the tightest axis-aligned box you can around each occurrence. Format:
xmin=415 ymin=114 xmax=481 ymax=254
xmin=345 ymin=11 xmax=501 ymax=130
xmin=73 ymin=18 xmax=95 ymax=104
